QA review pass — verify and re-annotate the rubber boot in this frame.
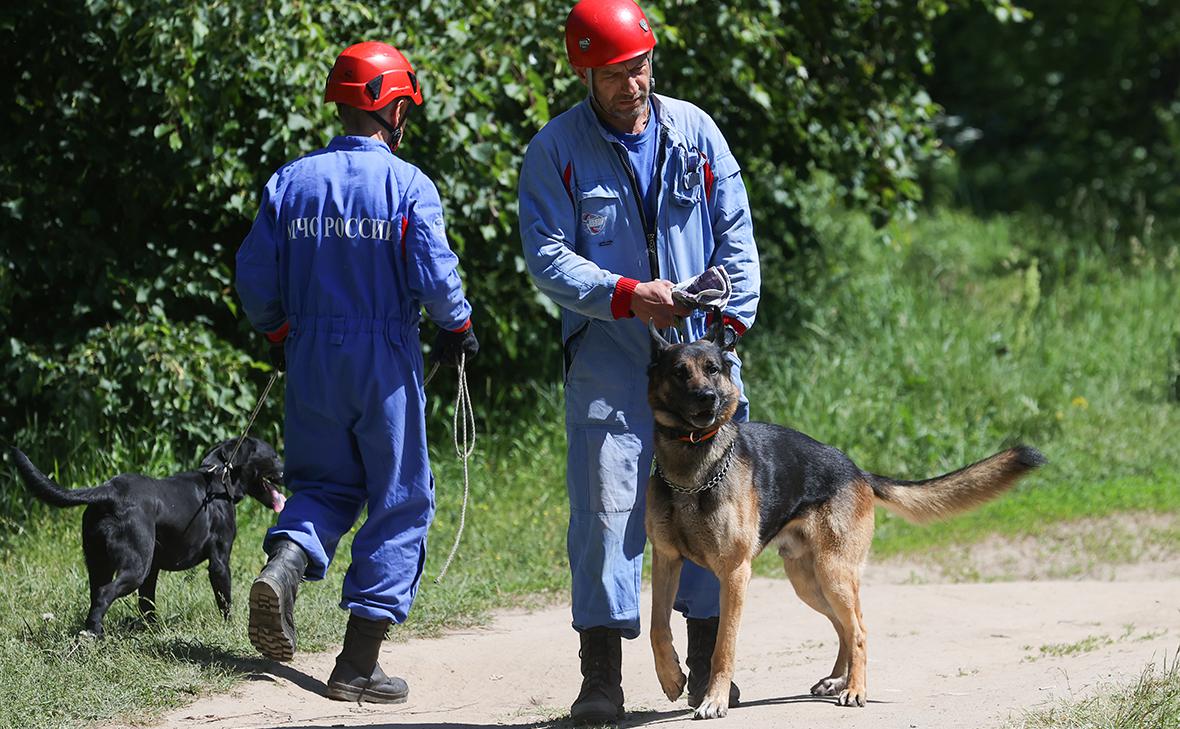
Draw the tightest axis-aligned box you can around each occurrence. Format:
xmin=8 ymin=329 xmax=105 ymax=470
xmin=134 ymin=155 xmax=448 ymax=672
xmin=248 ymin=539 xmax=308 ymax=661
xmin=569 ymin=627 xmax=624 ymax=724
xmin=326 ymin=614 xmax=409 ymax=704
xmin=686 ymin=616 xmax=741 ymax=709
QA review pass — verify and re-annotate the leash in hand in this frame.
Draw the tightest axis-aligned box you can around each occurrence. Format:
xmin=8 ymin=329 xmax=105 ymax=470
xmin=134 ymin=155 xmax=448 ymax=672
xmin=428 ymin=353 xmax=475 ymax=584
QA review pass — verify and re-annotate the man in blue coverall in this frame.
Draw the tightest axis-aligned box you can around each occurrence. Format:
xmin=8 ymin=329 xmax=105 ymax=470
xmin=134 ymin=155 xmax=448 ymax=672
xmin=518 ymin=0 xmax=760 ymax=721
xmin=235 ymin=41 xmax=478 ymax=704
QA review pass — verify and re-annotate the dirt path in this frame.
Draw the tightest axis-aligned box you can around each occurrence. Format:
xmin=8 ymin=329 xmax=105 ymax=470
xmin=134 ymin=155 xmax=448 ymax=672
xmin=117 ymin=556 xmax=1180 ymax=729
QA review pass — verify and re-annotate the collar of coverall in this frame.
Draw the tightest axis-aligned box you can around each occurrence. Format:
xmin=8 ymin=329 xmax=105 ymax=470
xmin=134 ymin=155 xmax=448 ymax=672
xmin=329 ymin=135 xmax=395 ymax=153
xmin=580 ymin=92 xmax=676 ymax=147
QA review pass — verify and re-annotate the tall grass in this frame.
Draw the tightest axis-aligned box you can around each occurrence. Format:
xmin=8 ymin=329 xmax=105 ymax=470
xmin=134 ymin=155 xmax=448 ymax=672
xmin=1010 ymin=649 xmax=1180 ymax=729
xmin=1 ymin=209 xmax=1177 ymax=728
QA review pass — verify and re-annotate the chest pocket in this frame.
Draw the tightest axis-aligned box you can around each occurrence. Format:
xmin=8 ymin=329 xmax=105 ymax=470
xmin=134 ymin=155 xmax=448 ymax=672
xmin=576 ymin=183 xmax=620 ymax=249
xmin=671 ymin=147 xmax=705 ymax=207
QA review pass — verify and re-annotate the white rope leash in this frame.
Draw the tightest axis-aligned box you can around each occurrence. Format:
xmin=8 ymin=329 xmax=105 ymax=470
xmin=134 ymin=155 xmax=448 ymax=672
xmin=427 ymin=352 xmax=475 ymax=584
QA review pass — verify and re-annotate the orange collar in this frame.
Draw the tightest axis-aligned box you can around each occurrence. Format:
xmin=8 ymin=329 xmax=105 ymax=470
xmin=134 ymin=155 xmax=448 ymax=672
xmin=677 ymin=427 xmax=720 ymax=444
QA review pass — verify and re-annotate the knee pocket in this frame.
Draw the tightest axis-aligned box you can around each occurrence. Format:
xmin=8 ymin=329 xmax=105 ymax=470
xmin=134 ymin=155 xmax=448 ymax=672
xmin=568 ymin=428 xmax=644 ymax=513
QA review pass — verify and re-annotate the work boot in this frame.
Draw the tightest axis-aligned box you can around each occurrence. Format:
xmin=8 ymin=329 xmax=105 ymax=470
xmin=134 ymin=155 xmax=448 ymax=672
xmin=686 ymin=616 xmax=741 ymax=709
xmin=326 ymin=614 xmax=409 ymax=704
xmin=248 ymin=539 xmax=307 ymax=661
xmin=570 ymin=627 xmax=624 ymax=724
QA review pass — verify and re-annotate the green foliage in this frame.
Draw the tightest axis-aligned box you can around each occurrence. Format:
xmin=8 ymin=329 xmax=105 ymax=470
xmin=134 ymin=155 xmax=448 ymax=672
xmin=928 ymin=0 xmax=1180 ymax=233
xmin=1 ymin=1 xmax=1004 ymax=468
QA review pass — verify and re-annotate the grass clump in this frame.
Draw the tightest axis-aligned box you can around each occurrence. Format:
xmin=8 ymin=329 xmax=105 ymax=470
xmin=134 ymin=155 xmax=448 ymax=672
xmin=1012 ymin=649 xmax=1180 ymax=729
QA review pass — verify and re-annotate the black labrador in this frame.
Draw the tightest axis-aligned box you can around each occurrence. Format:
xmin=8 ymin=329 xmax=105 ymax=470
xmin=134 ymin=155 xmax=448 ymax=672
xmin=10 ymin=437 xmax=285 ymax=637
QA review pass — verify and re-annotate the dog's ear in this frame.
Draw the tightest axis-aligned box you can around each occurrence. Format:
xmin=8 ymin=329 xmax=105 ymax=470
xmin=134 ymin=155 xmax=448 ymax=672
xmin=648 ymin=320 xmax=672 ymax=362
xmin=200 ymin=443 xmax=229 ymax=471
xmin=704 ymin=309 xmax=726 ymax=347
xmin=705 ymin=307 xmax=740 ymax=352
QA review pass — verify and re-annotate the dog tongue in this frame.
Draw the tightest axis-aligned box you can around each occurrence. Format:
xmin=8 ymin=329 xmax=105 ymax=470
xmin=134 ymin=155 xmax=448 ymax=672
xmin=273 ymin=491 xmax=286 ymax=513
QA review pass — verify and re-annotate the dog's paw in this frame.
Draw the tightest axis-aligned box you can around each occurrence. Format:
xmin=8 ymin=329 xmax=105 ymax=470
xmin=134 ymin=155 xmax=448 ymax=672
xmin=693 ymin=694 xmax=730 ymax=719
xmin=836 ymin=686 xmax=867 ymax=708
xmin=810 ymin=676 xmax=847 ymax=696
xmin=658 ymin=667 xmax=687 ymax=702
xmin=76 ymin=629 xmax=100 ymax=641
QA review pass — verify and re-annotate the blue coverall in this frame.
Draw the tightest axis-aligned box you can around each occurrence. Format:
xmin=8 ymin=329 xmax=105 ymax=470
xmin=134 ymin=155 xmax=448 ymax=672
xmin=518 ymin=95 xmax=760 ymax=638
xmin=236 ymin=135 xmax=472 ymax=624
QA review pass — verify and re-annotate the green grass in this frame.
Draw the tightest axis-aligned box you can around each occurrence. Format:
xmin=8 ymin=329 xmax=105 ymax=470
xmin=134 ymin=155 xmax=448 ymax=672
xmin=2 ymin=208 xmax=1178 ymax=727
xmin=1010 ymin=650 xmax=1180 ymax=729
xmin=745 ymin=209 xmax=1180 ymax=568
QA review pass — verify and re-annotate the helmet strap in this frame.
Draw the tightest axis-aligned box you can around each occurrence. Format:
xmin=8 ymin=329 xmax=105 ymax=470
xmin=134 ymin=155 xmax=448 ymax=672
xmin=366 ymin=104 xmax=409 ymax=152
xmin=585 ymin=67 xmax=597 ymax=107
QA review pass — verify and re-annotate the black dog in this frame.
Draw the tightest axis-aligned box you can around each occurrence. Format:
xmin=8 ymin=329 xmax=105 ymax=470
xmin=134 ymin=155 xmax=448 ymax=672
xmin=10 ymin=437 xmax=285 ymax=637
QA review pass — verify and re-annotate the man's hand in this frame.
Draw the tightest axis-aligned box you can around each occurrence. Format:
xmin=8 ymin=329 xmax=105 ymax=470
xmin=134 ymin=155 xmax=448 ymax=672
xmin=431 ymin=327 xmax=479 ymax=367
xmin=631 ymin=280 xmax=690 ymax=328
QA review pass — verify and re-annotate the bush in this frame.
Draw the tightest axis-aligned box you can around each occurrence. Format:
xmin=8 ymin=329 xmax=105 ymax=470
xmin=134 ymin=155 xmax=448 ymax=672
xmin=928 ymin=0 xmax=1180 ymax=236
xmin=1 ymin=1 xmax=1011 ymax=512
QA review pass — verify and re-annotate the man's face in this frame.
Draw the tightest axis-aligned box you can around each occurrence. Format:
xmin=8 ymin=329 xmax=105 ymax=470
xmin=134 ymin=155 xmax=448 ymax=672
xmin=579 ymin=54 xmax=652 ymax=125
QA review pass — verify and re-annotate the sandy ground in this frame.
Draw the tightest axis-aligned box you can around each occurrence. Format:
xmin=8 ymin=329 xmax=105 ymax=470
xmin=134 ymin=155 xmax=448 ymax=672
xmin=116 ymin=553 xmax=1180 ymax=729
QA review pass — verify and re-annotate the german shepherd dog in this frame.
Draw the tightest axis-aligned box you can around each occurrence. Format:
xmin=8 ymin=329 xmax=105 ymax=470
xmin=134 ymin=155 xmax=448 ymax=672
xmin=644 ymin=321 xmax=1045 ymax=719
xmin=10 ymin=437 xmax=285 ymax=637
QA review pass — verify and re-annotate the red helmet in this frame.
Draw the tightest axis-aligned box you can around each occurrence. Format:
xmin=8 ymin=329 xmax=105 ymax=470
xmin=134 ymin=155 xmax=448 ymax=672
xmin=565 ymin=0 xmax=657 ymax=68
xmin=324 ymin=41 xmax=423 ymax=111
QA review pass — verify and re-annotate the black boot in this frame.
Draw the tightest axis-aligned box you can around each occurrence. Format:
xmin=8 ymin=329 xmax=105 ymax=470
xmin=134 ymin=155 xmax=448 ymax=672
xmin=569 ymin=627 xmax=624 ymax=723
xmin=326 ymin=614 xmax=409 ymax=704
xmin=686 ymin=617 xmax=741 ymax=709
xmin=248 ymin=539 xmax=308 ymax=661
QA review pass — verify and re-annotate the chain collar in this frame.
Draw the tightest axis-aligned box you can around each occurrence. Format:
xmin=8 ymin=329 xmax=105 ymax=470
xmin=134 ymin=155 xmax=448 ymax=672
xmin=653 ymin=439 xmax=738 ymax=495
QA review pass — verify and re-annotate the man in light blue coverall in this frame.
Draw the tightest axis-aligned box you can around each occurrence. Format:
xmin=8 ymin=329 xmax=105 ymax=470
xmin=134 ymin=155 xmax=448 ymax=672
xmin=518 ymin=0 xmax=760 ymax=721
xmin=236 ymin=41 xmax=478 ymax=705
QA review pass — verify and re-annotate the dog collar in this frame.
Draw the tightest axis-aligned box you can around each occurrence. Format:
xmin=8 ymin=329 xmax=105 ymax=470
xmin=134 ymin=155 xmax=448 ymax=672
xmin=654 ymin=440 xmax=737 ymax=494
xmin=677 ymin=427 xmax=720 ymax=444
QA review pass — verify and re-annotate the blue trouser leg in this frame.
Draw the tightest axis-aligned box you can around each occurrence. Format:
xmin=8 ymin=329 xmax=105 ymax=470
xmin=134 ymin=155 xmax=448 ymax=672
xmin=267 ymin=386 xmax=366 ymax=580
xmin=565 ymin=423 xmax=726 ymax=635
xmin=266 ymin=327 xmax=433 ymax=624
xmin=343 ymin=367 xmax=434 ymax=624
xmin=567 ymin=426 xmax=648 ymax=639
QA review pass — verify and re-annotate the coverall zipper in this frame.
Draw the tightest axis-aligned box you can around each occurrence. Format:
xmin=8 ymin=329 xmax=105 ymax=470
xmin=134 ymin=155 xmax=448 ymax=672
xmin=612 ymin=127 xmax=667 ymax=280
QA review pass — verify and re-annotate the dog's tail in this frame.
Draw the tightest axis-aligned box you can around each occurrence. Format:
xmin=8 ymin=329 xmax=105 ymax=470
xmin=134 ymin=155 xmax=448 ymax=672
xmin=868 ymin=445 xmax=1046 ymax=524
xmin=8 ymin=447 xmax=112 ymax=508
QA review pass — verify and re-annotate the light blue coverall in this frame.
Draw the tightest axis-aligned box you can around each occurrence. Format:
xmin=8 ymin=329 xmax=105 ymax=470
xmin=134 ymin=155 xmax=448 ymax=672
xmin=518 ymin=95 xmax=760 ymax=638
xmin=236 ymin=135 xmax=472 ymax=624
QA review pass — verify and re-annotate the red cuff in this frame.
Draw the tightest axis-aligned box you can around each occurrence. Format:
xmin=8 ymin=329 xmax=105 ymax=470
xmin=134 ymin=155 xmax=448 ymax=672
xmin=705 ymin=312 xmax=748 ymax=336
xmin=451 ymin=318 xmax=472 ymax=334
xmin=265 ymin=321 xmax=290 ymax=344
xmin=611 ymin=277 xmax=639 ymax=320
